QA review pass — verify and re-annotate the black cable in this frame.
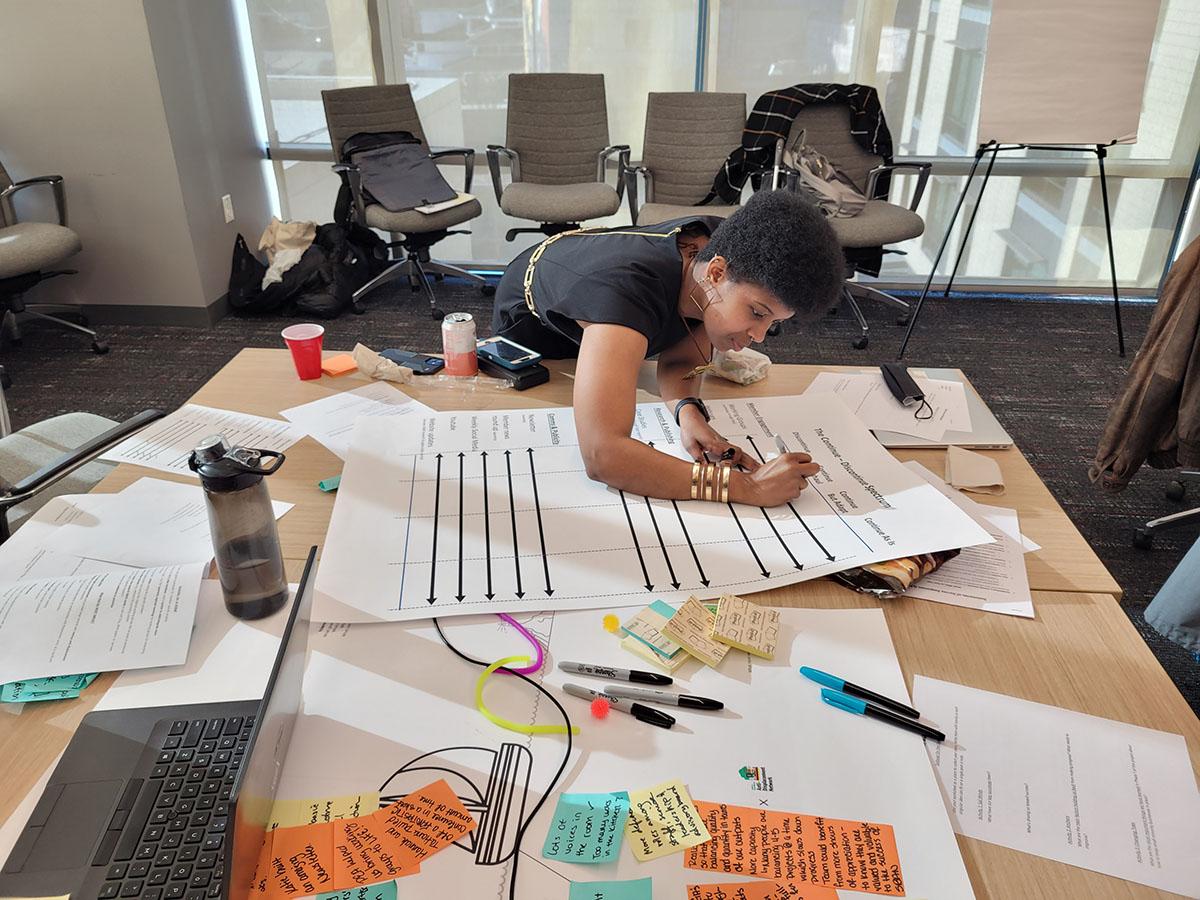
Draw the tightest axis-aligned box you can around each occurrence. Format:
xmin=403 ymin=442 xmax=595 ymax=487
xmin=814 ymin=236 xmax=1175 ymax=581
xmin=913 ymin=398 xmax=934 ymax=420
xmin=432 ymin=617 xmax=574 ymax=900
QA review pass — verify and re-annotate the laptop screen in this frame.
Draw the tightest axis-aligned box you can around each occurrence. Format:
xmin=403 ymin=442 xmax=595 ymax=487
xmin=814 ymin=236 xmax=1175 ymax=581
xmin=224 ymin=546 xmax=318 ymax=900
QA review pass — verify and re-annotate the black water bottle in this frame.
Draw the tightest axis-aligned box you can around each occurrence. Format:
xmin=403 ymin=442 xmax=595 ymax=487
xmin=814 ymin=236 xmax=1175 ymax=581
xmin=188 ymin=434 xmax=289 ymax=620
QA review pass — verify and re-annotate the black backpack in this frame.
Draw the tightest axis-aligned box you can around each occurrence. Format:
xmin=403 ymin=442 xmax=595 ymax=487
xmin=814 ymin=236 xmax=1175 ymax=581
xmin=334 ymin=131 xmax=457 ymax=224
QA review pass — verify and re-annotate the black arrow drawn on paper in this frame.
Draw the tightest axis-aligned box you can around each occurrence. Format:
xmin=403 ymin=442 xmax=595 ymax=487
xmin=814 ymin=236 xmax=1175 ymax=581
xmin=760 ymin=508 xmax=802 ymax=570
xmin=671 ymin=500 xmax=709 ymax=587
xmin=727 ymin=501 xmax=770 ymax=578
xmin=746 ymin=434 xmax=835 ymax=561
xmin=481 ymin=452 xmax=493 ymax=600
xmin=644 ymin=497 xmax=680 ymax=589
xmin=619 ymin=490 xmax=653 ymax=591
xmin=526 ymin=448 xmax=553 ymax=597
xmin=505 ymin=450 xmax=523 ymax=599
xmin=456 ymin=452 xmax=465 ymax=601
xmin=427 ymin=453 xmax=442 ymax=604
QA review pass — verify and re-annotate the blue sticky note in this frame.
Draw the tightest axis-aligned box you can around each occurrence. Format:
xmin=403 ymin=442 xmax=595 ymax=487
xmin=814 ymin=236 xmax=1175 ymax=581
xmin=542 ymin=791 xmax=631 ymax=864
xmin=316 ymin=882 xmax=397 ymax=900
xmin=568 ymin=878 xmax=652 ymax=900
xmin=0 ymin=673 xmax=98 ymax=703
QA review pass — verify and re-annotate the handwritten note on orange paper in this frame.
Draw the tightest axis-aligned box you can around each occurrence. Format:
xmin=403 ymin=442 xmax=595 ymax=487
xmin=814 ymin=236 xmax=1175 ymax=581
xmin=251 ymin=827 xmax=274 ymax=895
xmin=267 ymin=822 xmax=337 ymax=897
xmin=684 ymin=802 xmax=905 ymax=896
xmin=686 ymin=882 xmax=840 ymax=900
xmin=331 ymin=814 xmax=415 ymax=885
xmin=374 ymin=779 xmax=477 ymax=870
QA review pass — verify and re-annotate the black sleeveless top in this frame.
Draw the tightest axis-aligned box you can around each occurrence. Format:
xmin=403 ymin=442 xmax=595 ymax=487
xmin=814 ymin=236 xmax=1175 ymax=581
xmin=492 ymin=215 xmax=726 ymax=358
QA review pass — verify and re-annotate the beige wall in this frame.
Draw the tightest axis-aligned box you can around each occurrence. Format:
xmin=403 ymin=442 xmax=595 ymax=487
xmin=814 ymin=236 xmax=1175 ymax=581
xmin=0 ymin=0 xmax=272 ymax=322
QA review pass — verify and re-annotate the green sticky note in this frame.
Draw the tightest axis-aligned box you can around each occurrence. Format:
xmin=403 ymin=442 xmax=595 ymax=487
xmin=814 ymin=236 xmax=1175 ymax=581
xmin=316 ymin=882 xmax=397 ymax=900
xmin=541 ymin=791 xmax=630 ymax=863
xmin=0 ymin=673 xmax=98 ymax=703
xmin=318 ymin=474 xmax=341 ymax=492
xmin=568 ymin=878 xmax=652 ymax=900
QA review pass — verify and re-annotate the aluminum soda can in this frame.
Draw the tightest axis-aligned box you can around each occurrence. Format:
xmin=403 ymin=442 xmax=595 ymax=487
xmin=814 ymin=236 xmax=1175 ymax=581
xmin=441 ymin=312 xmax=478 ymax=376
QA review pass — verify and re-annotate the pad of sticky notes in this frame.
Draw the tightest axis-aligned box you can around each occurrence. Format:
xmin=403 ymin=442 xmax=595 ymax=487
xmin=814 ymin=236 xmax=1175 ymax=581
xmin=321 ymin=354 xmax=358 ymax=376
xmin=621 ymin=600 xmax=684 ymax=660
xmin=662 ymin=597 xmax=730 ymax=668
xmin=620 ymin=635 xmax=689 ymax=672
xmin=710 ymin=594 xmax=780 ymax=659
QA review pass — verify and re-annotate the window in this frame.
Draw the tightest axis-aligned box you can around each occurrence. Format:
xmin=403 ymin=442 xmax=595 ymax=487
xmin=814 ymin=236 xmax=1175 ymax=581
xmin=242 ymin=0 xmax=1200 ymax=288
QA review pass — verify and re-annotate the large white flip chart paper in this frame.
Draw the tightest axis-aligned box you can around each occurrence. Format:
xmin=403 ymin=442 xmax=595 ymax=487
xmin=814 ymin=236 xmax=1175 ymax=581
xmin=315 ymin=393 xmax=991 ymax=622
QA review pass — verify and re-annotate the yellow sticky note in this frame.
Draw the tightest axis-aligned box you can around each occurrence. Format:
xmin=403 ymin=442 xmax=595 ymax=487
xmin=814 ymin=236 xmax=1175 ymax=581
xmin=270 ymin=792 xmax=379 ymax=830
xmin=321 ymin=354 xmax=359 ymax=376
xmin=710 ymin=594 xmax=781 ymax=659
xmin=624 ymin=779 xmax=711 ymax=861
xmin=662 ymin=598 xmax=730 ymax=668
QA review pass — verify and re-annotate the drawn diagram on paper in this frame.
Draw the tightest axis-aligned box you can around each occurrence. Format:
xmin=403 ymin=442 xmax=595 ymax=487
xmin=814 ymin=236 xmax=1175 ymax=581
xmin=313 ymin=393 xmax=992 ymax=622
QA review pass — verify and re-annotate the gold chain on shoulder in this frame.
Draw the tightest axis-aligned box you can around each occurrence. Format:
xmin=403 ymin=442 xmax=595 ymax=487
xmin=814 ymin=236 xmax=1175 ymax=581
xmin=522 ymin=226 xmax=682 ymax=318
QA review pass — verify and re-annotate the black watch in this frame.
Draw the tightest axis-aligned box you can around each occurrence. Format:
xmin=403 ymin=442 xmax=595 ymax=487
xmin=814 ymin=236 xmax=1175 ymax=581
xmin=673 ymin=397 xmax=710 ymax=426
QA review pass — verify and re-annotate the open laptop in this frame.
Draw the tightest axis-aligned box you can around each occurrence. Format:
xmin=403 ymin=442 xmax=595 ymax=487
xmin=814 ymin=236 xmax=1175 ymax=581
xmin=871 ymin=368 xmax=1013 ymax=450
xmin=0 ymin=545 xmax=319 ymax=900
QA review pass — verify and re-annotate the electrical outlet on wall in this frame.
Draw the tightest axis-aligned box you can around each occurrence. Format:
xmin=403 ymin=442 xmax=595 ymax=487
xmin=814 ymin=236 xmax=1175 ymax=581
xmin=221 ymin=194 xmax=235 ymax=223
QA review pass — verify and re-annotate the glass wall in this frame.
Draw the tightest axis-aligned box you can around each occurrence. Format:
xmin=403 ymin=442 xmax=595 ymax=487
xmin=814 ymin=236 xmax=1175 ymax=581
xmin=243 ymin=0 xmax=1200 ymax=290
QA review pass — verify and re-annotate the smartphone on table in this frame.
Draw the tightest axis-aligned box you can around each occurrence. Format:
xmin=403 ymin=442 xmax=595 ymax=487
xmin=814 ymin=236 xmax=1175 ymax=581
xmin=380 ymin=349 xmax=445 ymax=375
xmin=477 ymin=336 xmax=542 ymax=371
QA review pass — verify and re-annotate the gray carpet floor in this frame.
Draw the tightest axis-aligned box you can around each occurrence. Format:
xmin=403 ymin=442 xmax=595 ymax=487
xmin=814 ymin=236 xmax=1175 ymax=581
xmin=4 ymin=281 xmax=1198 ymax=714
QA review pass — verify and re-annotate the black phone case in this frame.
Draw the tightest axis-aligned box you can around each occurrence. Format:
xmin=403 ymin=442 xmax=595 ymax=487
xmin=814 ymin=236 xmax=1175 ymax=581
xmin=478 ymin=357 xmax=549 ymax=390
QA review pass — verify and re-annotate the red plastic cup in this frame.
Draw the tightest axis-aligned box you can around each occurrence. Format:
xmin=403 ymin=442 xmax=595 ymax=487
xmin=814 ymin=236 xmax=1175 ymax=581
xmin=281 ymin=323 xmax=325 ymax=380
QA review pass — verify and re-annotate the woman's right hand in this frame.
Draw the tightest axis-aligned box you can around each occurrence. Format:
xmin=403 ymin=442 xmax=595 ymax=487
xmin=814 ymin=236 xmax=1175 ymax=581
xmin=739 ymin=453 xmax=822 ymax=507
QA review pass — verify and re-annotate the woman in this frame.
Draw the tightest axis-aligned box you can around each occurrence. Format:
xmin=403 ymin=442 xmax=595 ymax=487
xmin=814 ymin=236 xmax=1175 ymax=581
xmin=491 ymin=189 xmax=845 ymax=508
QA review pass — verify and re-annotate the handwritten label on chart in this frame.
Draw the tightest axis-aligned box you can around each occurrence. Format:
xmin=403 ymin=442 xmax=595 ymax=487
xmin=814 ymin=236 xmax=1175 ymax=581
xmin=624 ymin=780 xmax=711 ymax=861
xmin=567 ymin=877 xmax=653 ymax=900
xmin=317 ymin=883 xmax=397 ymax=900
xmin=541 ymin=791 xmax=631 ymax=863
xmin=373 ymin=778 xmax=477 ymax=870
xmin=685 ymin=802 xmax=905 ymax=896
xmin=686 ymin=881 xmax=840 ymax=900
xmin=271 ymin=793 xmax=380 ymax=830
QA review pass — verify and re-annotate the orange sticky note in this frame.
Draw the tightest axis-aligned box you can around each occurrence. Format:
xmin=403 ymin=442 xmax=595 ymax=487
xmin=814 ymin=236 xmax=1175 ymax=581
xmin=331 ymin=813 xmax=416 ymax=886
xmin=266 ymin=822 xmax=337 ymax=898
xmin=250 ymin=827 xmax=274 ymax=896
xmin=687 ymin=883 xmax=840 ymax=900
xmin=684 ymin=802 xmax=905 ymax=896
xmin=321 ymin=354 xmax=358 ymax=376
xmin=373 ymin=779 xmax=477 ymax=870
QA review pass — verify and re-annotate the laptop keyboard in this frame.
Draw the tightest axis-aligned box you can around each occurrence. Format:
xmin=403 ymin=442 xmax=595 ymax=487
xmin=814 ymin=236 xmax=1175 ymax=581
xmin=93 ymin=715 xmax=255 ymax=900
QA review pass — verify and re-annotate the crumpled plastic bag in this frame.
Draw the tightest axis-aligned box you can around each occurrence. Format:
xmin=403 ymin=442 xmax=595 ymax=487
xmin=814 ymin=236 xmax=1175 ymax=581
xmin=711 ymin=347 xmax=771 ymax=385
xmin=259 ymin=217 xmax=318 ymax=290
xmin=352 ymin=343 xmax=413 ymax=384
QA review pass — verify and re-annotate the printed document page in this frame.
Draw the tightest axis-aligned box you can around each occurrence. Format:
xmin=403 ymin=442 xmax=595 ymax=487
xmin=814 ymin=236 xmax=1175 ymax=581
xmin=914 ymin=676 xmax=1200 ymax=896
xmin=101 ymin=404 xmax=302 ymax=476
xmin=0 ymin=563 xmax=205 ymax=682
xmin=902 ymin=462 xmax=1034 ymax=618
xmin=281 ymin=382 xmax=435 ymax=460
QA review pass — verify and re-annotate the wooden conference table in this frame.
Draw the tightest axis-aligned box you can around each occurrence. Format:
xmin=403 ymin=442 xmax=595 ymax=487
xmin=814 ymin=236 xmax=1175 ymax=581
xmin=3 ymin=348 xmax=1198 ymax=900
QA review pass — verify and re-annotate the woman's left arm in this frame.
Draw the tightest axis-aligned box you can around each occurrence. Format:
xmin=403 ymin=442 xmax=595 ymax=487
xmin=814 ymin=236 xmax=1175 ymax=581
xmin=657 ymin=332 xmax=759 ymax=470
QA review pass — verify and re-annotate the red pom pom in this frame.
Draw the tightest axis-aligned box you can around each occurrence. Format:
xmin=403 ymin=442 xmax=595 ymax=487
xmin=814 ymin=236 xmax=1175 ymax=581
xmin=590 ymin=697 xmax=611 ymax=719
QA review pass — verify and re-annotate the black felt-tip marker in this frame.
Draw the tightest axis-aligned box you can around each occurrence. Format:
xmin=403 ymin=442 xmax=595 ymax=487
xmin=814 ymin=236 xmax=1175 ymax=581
xmin=602 ymin=685 xmax=724 ymax=711
xmin=558 ymin=661 xmax=672 ymax=686
xmin=562 ymin=683 xmax=676 ymax=729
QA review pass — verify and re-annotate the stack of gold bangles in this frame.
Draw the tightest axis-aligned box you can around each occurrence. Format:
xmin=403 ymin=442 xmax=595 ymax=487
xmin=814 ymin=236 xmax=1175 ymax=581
xmin=690 ymin=461 xmax=732 ymax=503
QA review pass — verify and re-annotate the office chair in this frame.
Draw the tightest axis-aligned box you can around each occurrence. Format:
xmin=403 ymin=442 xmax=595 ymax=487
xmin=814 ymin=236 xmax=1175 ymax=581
xmin=0 ymin=369 xmax=163 ymax=542
xmin=487 ymin=74 xmax=628 ymax=241
xmin=771 ymin=100 xmax=930 ymax=349
xmin=321 ymin=84 xmax=491 ymax=319
xmin=0 ymin=158 xmax=107 ymax=363
xmin=1134 ymin=472 xmax=1200 ymax=548
xmin=626 ymin=92 xmax=746 ymax=226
